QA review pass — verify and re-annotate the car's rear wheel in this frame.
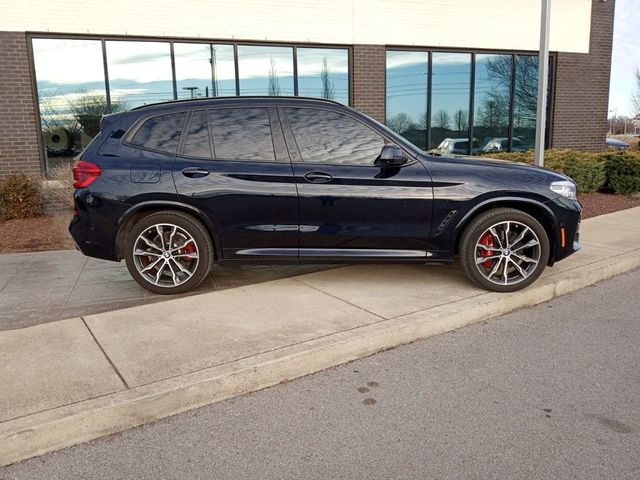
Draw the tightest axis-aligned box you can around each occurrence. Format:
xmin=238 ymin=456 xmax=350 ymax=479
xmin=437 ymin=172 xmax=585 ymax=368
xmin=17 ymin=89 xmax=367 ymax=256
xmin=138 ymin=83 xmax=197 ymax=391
xmin=459 ymin=208 xmax=550 ymax=292
xmin=124 ymin=211 xmax=213 ymax=295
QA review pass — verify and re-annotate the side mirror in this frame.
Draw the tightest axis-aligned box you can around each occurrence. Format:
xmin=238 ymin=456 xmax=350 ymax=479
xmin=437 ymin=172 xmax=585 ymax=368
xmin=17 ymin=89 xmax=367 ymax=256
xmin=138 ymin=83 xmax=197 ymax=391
xmin=377 ymin=144 xmax=407 ymax=167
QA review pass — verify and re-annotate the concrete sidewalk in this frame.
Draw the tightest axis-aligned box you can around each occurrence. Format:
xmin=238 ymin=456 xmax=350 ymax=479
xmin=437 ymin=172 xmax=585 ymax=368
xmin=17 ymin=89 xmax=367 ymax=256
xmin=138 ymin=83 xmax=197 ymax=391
xmin=1 ymin=207 xmax=639 ymax=466
xmin=0 ymin=251 xmax=333 ymax=330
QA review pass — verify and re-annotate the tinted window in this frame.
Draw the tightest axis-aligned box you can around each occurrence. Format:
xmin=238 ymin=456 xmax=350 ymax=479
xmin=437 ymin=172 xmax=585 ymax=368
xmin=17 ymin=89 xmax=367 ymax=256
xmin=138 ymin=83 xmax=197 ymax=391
xmin=131 ymin=113 xmax=186 ymax=153
xmin=474 ymin=54 xmax=511 ymax=154
xmin=237 ymin=46 xmax=294 ymax=96
xmin=183 ymin=111 xmax=211 ymax=158
xmin=284 ymin=108 xmax=384 ymax=165
xmin=297 ymin=48 xmax=349 ymax=105
xmin=430 ymin=52 xmax=472 ymax=150
xmin=385 ymin=51 xmax=428 ymax=149
xmin=208 ymin=108 xmax=275 ymax=161
xmin=174 ymin=43 xmax=236 ymax=98
xmin=106 ymin=41 xmax=173 ymax=108
xmin=32 ymin=38 xmax=107 ymax=173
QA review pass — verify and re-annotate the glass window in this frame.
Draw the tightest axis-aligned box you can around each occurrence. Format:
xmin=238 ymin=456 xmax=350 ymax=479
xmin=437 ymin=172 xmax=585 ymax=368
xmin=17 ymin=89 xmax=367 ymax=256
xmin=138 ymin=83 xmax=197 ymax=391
xmin=474 ymin=54 xmax=512 ymax=154
xmin=237 ymin=46 xmax=294 ymax=96
xmin=513 ymin=55 xmax=539 ymax=151
xmin=296 ymin=48 xmax=349 ymax=105
xmin=32 ymin=38 xmax=107 ymax=171
xmin=208 ymin=108 xmax=274 ymax=161
xmin=285 ymin=107 xmax=384 ymax=165
xmin=183 ymin=111 xmax=211 ymax=158
xmin=386 ymin=51 xmax=428 ymax=149
xmin=174 ymin=43 xmax=236 ymax=99
xmin=131 ymin=113 xmax=186 ymax=153
xmin=106 ymin=41 xmax=173 ymax=108
xmin=430 ymin=52 xmax=472 ymax=151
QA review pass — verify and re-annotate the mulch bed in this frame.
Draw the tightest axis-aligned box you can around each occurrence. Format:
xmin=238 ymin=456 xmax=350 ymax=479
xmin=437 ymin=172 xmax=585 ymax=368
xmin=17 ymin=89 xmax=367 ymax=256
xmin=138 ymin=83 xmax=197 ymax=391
xmin=0 ymin=211 xmax=75 ymax=253
xmin=0 ymin=194 xmax=639 ymax=253
xmin=579 ymin=192 xmax=640 ymax=219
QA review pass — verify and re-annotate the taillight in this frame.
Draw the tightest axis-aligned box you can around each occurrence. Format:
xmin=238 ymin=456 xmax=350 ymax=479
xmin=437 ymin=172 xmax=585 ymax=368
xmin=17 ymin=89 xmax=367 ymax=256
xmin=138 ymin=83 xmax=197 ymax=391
xmin=72 ymin=161 xmax=101 ymax=189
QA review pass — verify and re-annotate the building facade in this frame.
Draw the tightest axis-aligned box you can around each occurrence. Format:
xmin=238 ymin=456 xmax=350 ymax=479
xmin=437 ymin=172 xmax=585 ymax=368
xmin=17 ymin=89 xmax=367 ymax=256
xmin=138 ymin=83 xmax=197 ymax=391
xmin=0 ymin=0 xmax=614 ymax=181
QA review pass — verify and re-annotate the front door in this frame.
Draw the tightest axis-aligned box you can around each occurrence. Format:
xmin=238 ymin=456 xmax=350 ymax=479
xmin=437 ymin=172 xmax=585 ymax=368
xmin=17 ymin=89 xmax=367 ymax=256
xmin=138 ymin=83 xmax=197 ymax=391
xmin=172 ymin=107 xmax=298 ymax=259
xmin=280 ymin=106 xmax=434 ymax=259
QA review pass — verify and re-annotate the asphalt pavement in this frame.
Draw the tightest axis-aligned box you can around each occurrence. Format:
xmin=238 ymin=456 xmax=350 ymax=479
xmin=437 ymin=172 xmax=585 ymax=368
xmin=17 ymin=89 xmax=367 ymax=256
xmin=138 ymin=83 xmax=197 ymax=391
xmin=2 ymin=268 xmax=639 ymax=480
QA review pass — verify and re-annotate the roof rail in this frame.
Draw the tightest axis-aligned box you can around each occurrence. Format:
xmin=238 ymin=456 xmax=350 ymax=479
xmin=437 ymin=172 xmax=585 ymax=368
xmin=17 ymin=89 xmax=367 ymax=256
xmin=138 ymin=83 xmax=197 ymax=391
xmin=131 ymin=95 xmax=344 ymax=111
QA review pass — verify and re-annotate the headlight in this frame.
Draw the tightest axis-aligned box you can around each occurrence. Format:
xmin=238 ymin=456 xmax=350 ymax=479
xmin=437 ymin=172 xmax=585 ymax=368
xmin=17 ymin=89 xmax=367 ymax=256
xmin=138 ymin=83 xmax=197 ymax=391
xmin=550 ymin=180 xmax=577 ymax=200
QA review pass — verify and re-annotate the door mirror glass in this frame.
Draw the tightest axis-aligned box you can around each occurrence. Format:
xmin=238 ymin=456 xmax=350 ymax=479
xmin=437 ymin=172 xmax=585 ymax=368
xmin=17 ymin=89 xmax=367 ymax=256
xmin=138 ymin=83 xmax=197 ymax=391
xmin=377 ymin=144 xmax=407 ymax=166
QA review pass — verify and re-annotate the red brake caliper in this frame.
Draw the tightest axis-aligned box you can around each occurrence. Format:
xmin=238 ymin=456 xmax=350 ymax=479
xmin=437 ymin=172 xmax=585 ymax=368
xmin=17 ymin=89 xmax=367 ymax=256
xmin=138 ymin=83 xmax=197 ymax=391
xmin=181 ymin=243 xmax=196 ymax=262
xmin=479 ymin=233 xmax=495 ymax=268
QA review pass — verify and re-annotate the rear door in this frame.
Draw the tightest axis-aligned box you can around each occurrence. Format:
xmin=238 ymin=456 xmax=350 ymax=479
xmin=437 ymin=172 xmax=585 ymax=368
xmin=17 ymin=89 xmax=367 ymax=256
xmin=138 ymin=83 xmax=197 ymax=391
xmin=280 ymin=106 xmax=433 ymax=259
xmin=172 ymin=106 xmax=298 ymax=259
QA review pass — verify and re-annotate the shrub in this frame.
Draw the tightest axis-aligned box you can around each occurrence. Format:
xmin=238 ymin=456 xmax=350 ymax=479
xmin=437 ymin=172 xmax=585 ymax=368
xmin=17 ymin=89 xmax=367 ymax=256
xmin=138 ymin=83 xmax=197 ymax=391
xmin=0 ymin=174 xmax=45 ymax=219
xmin=488 ymin=151 xmax=533 ymax=164
xmin=545 ymin=151 xmax=605 ymax=193
xmin=485 ymin=149 xmax=605 ymax=193
xmin=603 ymin=151 xmax=640 ymax=194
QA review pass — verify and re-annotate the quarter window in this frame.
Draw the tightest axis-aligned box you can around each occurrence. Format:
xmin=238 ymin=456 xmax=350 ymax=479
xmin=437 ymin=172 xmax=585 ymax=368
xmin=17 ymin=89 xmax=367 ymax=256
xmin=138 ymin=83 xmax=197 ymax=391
xmin=131 ymin=113 xmax=186 ymax=153
xmin=284 ymin=108 xmax=384 ymax=165
xmin=208 ymin=108 xmax=275 ymax=161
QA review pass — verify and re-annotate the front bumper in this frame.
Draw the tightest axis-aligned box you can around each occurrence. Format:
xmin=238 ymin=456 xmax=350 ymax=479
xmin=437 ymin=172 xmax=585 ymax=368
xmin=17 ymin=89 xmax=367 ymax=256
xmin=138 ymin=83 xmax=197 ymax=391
xmin=545 ymin=196 xmax=582 ymax=264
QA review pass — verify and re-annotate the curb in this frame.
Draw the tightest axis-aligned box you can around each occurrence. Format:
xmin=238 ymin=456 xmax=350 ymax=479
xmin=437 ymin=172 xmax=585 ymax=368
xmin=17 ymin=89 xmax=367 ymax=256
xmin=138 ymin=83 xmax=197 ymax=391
xmin=1 ymin=249 xmax=639 ymax=466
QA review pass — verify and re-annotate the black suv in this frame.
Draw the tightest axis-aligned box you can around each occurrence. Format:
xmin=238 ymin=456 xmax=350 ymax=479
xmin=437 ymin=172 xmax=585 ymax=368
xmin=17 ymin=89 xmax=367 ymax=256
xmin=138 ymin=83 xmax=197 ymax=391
xmin=70 ymin=97 xmax=581 ymax=294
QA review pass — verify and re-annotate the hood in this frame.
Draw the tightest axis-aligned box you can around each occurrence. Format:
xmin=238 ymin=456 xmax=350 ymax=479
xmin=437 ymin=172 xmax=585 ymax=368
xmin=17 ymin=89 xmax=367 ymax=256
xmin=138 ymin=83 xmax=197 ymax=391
xmin=420 ymin=153 xmax=572 ymax=183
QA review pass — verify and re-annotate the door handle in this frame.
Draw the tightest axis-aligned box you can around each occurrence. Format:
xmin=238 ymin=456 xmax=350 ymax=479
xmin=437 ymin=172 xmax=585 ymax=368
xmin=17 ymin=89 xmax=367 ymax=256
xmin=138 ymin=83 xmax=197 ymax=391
xmin=304 ymin=171 xmax=333 ymax=184
xmin=181 ymin=167 xmax=210 ymax=178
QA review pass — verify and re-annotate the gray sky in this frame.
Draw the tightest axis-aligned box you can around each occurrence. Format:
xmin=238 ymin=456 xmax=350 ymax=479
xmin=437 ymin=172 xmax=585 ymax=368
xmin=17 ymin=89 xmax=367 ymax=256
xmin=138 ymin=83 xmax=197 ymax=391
xmin=608 ymin=0 xmax=639 ymax=117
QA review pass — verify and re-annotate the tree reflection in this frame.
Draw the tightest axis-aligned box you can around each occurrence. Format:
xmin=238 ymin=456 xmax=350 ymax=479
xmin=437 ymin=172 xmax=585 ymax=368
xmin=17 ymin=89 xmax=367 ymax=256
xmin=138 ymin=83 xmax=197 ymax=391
xmin=475 ymin=55 xmax=538 ymax=149
xmin=267 ymin=57 xmax=282 ymax=96
xmin=387 ymin=113 xmax=414 ymax=135
xmin=320 ymin=57 xmax=336 ymax=100
xmin=433 ymin=109 xmax=451 ymax=129
xmin=41 ymin=91 xmax=126 ymax=161
xmin=69 ymin=93 xmax=127 ymax=137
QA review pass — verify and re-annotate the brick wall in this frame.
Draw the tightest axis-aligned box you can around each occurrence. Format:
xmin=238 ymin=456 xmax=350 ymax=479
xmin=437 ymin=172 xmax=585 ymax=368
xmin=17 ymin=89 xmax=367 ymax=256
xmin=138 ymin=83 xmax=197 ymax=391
xmin=0 ymin=31 xmax=42 ymax=180
xmin=352 ymin=44 xmax=386 ymax=123
xmin=551 ymin=0 xmax=615 ymax=150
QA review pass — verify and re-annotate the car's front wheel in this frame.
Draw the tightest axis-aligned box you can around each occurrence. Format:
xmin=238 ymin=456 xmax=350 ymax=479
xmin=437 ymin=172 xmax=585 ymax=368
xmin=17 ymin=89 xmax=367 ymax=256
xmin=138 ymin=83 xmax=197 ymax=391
xmin=459 ymin=208 xmax=550 ymax=292
xmin=124 ymin=211 xmax=213 ymax=295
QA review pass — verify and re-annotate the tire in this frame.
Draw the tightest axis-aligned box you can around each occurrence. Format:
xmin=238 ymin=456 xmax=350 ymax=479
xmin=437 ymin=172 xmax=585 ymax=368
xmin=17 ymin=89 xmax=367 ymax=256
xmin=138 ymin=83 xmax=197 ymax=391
xmin=459 ymin=208 xmax=550 ymax=293
xmin=124 ymin=210 xmax=214 ymax=295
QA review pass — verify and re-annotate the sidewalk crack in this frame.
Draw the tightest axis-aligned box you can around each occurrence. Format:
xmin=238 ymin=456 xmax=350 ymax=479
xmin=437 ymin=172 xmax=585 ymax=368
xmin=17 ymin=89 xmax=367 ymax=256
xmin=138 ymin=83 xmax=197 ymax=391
xmin=81 ymin=316 xmax=129 ymax=389
xmin=291 ymin=277 xmax=387 ymax=320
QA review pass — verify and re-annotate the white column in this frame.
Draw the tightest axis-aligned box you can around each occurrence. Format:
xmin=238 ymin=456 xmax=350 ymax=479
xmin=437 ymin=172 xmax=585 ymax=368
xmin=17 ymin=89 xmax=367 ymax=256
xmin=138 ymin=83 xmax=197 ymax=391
xmin=534 ymin=0 xmax=551 ymax=167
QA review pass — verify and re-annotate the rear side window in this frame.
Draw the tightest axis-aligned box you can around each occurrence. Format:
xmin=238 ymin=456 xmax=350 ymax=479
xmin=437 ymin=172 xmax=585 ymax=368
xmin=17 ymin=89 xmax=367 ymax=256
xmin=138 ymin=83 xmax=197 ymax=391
xmin=208 ymin=108 xmax=275 ymax=161
xmin=183 ymin=111 xmax=212 ymax=158
xmin=131 ymin=112 xmax=186 ymax=154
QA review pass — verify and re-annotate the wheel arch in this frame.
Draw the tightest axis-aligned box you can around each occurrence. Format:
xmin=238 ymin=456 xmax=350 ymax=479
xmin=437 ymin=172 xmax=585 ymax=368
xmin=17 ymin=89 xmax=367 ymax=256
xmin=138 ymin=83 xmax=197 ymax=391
xmin=453 ymin=197 xmax=558 ymax=266
xmin=115 ymin=201 xmax=221 ymax=261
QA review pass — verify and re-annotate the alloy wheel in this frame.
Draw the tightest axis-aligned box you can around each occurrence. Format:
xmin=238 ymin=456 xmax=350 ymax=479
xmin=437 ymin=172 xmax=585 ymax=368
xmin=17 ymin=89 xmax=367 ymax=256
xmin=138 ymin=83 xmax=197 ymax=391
xmin=132 ymin=223 xmax=200 ymax=288
xmin=474 ymin=220 xmax=541 ymax=286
